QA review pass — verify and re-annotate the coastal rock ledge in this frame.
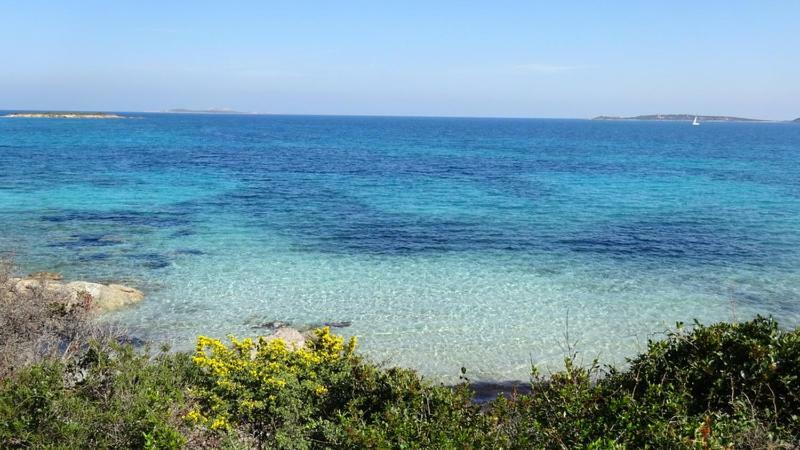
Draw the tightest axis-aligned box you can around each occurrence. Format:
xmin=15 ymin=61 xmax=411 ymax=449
xmin=3 ymin=276 xmax=144 ymax=313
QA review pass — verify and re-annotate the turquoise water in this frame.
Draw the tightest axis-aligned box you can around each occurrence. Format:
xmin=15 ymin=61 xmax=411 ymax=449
xmin=1 ymin=114 xmax=799 ymax=381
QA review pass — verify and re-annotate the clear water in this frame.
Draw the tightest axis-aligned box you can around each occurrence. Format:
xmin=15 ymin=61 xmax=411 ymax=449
xmin=1 ymin=114 xmax=799 ymax=381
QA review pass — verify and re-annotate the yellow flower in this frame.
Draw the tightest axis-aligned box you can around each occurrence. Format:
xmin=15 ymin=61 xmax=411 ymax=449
xmin=346 ymin=336 xmax=358 ymax=355
xmin=210 ymin=417 xmax=228 ymax=430
xmin=189 ymin=328 xmax=358 ymax=432
xmin=184 ymin=409 xmax=206 ymax=424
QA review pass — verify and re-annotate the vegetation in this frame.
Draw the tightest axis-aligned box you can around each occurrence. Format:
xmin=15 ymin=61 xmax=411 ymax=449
xmin=0 ymin=261 xmax=110 ymax=378
xmin=2 ymin=263 xmax=799 ymax=448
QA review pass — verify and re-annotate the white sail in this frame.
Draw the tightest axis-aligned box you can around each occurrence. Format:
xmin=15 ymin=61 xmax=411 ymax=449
xmin=692 ymin=116 xmax=700 ymax=126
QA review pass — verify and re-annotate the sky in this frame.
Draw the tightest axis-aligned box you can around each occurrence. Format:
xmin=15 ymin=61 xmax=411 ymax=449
xmin=1 ymin=1 xmax=798 ymax=119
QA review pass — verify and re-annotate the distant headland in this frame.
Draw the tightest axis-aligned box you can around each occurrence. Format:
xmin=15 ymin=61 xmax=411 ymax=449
xmin=165 ymin=107 xmax=254 ymax=115
xmin=592 ymin=114 xmax=765 ymax=122
xmin=2 ymin=112 xmax=126 ymax=119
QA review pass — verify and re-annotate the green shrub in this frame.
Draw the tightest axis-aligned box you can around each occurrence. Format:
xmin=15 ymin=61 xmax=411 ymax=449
xmin=620 ymin=317 xmax=800 ymax=417
xmin=2 ymin=317 xmax=799 ymax=448
xmin=318 ymin=366 xmax=499 ymax=449
xmin=0 ymin=343 xmax=199 ymax=449
xmin=470 ymin=318 xmax=800 ymax=449
xmin=607 ymin=316 xmax=800 ymax=445
xmin=189 ymin=328 xmax=500 ymax=449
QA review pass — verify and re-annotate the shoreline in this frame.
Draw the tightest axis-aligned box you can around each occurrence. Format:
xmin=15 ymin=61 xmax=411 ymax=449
xmin=4 ymin=260 xmax=800 ymax=446
xmin=4 ymin=267 xmax=533 ymax=395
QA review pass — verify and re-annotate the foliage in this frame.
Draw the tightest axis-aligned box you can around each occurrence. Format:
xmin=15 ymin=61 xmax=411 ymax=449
xmin=2 ymin=316 xmax=800 ymax=448
xmin=0 ymin=343 xmax=200 ymax=449
xmin=188 ymin=328 xmax=497 ymax=448
xmin=620 ymin=317 xmax=800 ymax=420
xmin=0 ymin=260 xmax=100 ymax=377
xmin=188 ymin=328 xmax=357 ymax=445
xmin=484 ymin=317 xmax=800 ymax=449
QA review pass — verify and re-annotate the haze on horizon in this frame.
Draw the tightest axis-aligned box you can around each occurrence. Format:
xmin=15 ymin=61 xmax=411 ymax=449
xmin=1 ymin=1 xmax=798 ymax=120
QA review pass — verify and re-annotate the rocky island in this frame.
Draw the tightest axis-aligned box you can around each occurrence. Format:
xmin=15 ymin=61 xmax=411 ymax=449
xmin=593 ymin=114 xmax=764 ymax=122
xmin=165 ymin=107 xmax=253 ymax=114
xmin=3 ymin=112 xmax=126 ymax=119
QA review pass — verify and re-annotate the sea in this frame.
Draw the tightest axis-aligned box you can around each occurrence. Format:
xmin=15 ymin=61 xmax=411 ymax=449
xmin=1 ymin=113 xmax=799 ymax=381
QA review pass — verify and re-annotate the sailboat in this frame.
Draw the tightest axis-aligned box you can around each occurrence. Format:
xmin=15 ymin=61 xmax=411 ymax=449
xmin=692 ymin=116 xmax=700 ymax=126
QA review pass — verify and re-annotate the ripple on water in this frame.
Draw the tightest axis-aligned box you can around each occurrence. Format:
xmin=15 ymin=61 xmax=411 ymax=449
xmin=2 ymin=116 xmax=799 ymax=381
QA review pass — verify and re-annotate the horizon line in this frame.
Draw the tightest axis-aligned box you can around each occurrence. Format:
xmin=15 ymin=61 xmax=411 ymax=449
xmin=0 ymin=108 xmax=795 ymax=122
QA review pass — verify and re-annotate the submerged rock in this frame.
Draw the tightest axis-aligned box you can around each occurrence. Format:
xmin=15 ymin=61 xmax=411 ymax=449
xmin=116 ymin=335 xmax=148 ymax=347
xmin=296 ymin=321 xmax=353 ymax=331
xmin=468 ymin=381 xmax=532 ymax=405
xmin=251 ymin=320 xmax=290 ymax=330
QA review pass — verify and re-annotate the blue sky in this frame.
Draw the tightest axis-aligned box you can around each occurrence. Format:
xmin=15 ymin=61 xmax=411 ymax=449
xmin=1 ymin=1 xmax=798 ymax=119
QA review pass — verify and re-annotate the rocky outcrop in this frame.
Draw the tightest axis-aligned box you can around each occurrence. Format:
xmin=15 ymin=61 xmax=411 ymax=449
xmin=245 ymin=327 xmax=308 ymax=359
xmin=265 ymin=327 xmax=306 ymax=349
xmin=6 ymin=277 xmax=144 ymax=312
xmin=64 ymin=281 xmax=144 ymax=311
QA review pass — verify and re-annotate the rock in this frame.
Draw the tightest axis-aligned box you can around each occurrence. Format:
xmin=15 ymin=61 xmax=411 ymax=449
xmin=6 ymin=276 xmax=145 ymax=313
xmin=301 ymin=329 xmax=318 ymax=342
xmin=251 ymin=320 xmax=290 ymax=330
xmin=469 ymin=381 xmax=533 ymax=405
xmin=0 ymin=277 xmax=20 ymax=301
xmin=265 ymin=327 xmax=306 ymax=350
xmin=26 ymin=271 xmax=63 ymax=281
xmin=116 ymin=335 xmax=148 ymax=347
xmin=65 ymin=281 xmax=144 ymax=311
xmin=12 ymin=277 xmax=41 ymax=292
xmin=12 ymin=278 xmax=74 ymax=299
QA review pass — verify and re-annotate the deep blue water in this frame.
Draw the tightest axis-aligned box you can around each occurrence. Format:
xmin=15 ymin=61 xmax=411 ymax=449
xmin=1 ymin=113 xmax=799 ymax=380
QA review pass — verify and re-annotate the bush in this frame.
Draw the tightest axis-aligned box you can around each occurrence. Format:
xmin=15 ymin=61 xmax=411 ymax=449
xmin=188 ymin=328 xmax=358 ymax=445
xmin=186 ymin=319 xmax=800 ymax=448
xmin=0 ymin=259 xmax=100 ymax=377
xmin=620 ymin=317 xmax=800 ymax=419
xmin=1 ymin=304 xmax=799 ymax=448
xmin=189 ymin=328 xmax=498 ymax=449
xmin=603 ymin=316 xmax=800 ymax=448
xmin=485 ymin=317 xmax=800 ymax=449
xmin=0 ymin=343 xmax=201 ymax=449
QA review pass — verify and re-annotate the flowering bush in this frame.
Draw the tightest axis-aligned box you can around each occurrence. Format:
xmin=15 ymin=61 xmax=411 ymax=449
xmin=187 ymin=327 xmax=357 ymax=445
xmin=2 ymin=317 xmax=799 ymax=448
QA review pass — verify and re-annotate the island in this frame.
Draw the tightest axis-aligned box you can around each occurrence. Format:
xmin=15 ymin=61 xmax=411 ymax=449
xmin=794 ymin=117 xmax=800 ymax=123
xmin=165 ymin=107 xmax=254 ymax=114
xmin=3 ymin=112 xmax=126 ymax=119
xmin=593 ymin=114 xmax=764 ymax=122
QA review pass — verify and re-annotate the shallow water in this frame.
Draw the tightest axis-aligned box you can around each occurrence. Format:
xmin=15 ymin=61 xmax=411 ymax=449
xmin=1 ymin=114 xmax=799 ymax=381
